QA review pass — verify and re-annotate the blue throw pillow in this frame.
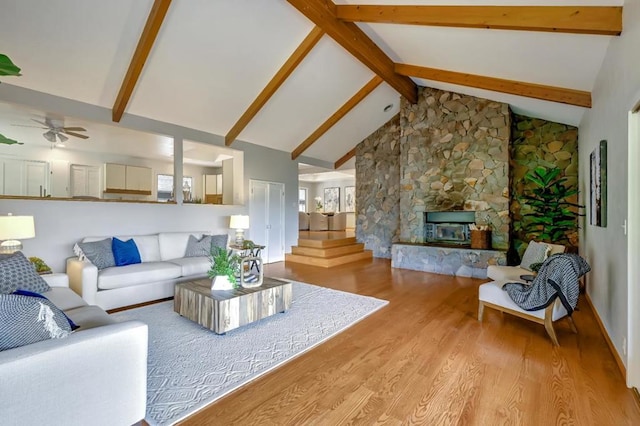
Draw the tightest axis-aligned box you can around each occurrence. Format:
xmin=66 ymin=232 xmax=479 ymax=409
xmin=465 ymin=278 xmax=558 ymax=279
xmin=112 ymin=238 xmax=142 ymax=267
xmin=13 ymin=289 xmax=79 ymax=330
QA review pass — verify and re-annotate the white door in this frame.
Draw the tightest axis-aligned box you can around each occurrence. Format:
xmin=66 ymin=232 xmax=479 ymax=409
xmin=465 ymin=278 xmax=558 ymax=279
xmin=50 ymin=160 xmax=70 ymax=197
xmin=24 ymin=160 xmax=48 ymax=197
xmin=250 ymin=180 xmax=285 ymax=263
xmin=3 ymin=159 xmax=24 ymax=195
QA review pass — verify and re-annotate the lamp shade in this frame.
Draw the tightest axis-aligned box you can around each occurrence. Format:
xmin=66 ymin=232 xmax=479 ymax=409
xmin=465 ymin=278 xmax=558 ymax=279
xmin=229 ymin=215 xmax=249 ymax=229
xmin=0 ymin=215 xmax=35 ymax=240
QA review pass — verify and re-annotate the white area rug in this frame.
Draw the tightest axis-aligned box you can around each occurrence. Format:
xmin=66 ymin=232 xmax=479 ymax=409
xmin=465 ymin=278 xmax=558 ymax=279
xmin=111 ymin=280 xmax=388 ymax=425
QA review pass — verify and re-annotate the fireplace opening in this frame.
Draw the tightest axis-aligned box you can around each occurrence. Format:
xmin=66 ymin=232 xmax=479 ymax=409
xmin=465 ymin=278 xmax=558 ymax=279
xmin=424 ymin=211 xmax=475 ymax=246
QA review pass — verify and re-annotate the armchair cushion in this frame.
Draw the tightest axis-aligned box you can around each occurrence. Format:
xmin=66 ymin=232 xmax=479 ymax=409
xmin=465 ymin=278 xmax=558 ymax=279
xmin=520 ymin=241 xmax=551 ymax=271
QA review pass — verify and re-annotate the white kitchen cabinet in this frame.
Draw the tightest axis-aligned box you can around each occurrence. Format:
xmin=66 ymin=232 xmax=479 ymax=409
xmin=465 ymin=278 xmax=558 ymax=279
xmin=104 ymin=163 xmax=152 ymax=195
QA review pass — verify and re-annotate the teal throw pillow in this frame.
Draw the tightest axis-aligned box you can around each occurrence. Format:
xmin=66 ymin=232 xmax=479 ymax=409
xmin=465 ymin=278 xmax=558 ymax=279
xmin=112 ymin=238 xmax=142 ymax=267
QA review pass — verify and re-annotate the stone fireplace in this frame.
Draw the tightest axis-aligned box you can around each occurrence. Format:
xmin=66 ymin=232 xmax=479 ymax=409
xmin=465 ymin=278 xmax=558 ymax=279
xmin=424 ymin=210 xmax=475 ymax=246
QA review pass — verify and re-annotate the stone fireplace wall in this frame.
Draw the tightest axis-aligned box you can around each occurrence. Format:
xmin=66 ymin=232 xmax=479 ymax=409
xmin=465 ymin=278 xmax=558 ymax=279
xmin=399 ymin=88 xmax=511 ymax=250
xmin=355 ymin=115 xmax=401 ymax=258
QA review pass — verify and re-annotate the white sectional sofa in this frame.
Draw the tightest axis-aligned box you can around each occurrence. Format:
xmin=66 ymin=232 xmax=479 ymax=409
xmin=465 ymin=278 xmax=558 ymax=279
xmin=0 ymin=273 xmax=148 ymax=425
xmin=67 ymin=231 xmax=227 ymax=310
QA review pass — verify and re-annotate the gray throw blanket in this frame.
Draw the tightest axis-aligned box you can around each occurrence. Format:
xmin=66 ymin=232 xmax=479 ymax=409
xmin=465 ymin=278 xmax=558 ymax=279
xmin=503 ymin=253 xmax=591 ymax=315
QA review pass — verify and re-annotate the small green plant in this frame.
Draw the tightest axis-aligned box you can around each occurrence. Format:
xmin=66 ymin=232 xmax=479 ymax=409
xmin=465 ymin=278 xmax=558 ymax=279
xmin=242 ymin=239 xmax=256 ymax=249
xmin=29 ymin=256 xmax=51 ymax=274
xmin=519 ymin=166 xmax=584 ymax=244
xmin=207 ymin=246 xmax=240 ymax=286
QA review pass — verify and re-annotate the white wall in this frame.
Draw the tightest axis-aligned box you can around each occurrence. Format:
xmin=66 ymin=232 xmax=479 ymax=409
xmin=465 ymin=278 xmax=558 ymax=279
xmin=578 ymin=0 xmax=640 ymax=381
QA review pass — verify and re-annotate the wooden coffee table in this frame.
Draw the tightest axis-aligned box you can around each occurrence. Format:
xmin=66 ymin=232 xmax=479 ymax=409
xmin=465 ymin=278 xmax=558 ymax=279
xmin=174 ymin=277 xmax=292 ymax=334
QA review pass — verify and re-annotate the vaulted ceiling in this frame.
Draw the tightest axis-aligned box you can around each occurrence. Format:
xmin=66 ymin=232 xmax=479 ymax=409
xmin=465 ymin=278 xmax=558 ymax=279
xmin=0 ymin=0 xmax=623 ymax=169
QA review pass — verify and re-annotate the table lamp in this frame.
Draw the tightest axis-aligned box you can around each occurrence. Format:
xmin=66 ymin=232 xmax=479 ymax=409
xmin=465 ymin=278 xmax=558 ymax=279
xmin=229 ymin=215 xmax=249 ymax=246
xmin=0 ymin=214 xmax=35 ymax=254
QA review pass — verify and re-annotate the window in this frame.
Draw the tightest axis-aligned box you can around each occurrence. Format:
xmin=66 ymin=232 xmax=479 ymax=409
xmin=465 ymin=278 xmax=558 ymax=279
xmin=298 ymin=188 xmax=308 ymax=212
xmin=157 ymin=174 xmax=192 ymax=202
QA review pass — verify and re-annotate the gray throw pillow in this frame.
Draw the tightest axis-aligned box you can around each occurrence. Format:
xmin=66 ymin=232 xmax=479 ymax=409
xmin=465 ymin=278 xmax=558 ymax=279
xmin=184 ymin=234 xmax=229 ymax=257
xmin=77 ymin=238 xmax=116 ymax=270
xmin=520 ymin=241 xmax=551 ymax=271
xmin=185 ymin=235 xmax=213 ymax=257
xmin=0 ymin=294 xmax=71 ymax=351
xmin=0 ymin=251 xmax=50 ymax=294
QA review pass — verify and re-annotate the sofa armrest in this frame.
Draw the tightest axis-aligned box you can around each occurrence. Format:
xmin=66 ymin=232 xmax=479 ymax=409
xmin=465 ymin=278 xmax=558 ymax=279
xmin=0 ymin=320 xmax=148 ymax=426
xmin=66 ymin=258 xmax=99 ymax=305
xmin=41 ymin=272 xmax=69 ymax=288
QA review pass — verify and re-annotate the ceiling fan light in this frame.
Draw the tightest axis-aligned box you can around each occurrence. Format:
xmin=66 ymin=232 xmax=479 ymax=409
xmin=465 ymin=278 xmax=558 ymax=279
xmin=43 ymin=131 xmax=56 ymax=143
xmin=57 ymin=133 xmax=69 ymax=143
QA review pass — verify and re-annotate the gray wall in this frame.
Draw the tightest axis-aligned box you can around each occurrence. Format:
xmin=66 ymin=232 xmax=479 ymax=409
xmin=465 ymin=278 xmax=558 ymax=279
xmin=578 ymin=0 xmax=640 ymax=381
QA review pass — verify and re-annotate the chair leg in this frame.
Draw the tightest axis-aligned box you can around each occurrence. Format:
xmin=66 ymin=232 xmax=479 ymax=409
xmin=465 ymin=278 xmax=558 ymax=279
xmin=478 ymin=301 xmax=485 ymax=322
xmin=544 ymin=303 xmax=559 ymax=346
xmin=567 ymin=315 xmax=578 ymax=334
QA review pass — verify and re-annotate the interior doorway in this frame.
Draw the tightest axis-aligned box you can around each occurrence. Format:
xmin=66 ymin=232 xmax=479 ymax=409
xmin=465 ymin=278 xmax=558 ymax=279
xmin=249 ymin=179 xmax=285 ymax=263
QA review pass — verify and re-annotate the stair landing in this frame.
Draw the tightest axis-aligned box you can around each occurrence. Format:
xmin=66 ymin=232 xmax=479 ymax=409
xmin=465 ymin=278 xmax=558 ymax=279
xmin=286 ymin=231 xmax=372 ymax=268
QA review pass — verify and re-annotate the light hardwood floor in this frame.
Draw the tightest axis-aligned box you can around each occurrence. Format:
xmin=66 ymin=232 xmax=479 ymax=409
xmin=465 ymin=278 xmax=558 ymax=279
xmin=181 ymin=258 xmax=640 ymax=425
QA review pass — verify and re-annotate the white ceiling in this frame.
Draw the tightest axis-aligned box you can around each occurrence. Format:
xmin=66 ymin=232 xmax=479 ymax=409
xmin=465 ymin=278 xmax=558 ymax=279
xmin=0 ymin=0 xmax=621 ymax=167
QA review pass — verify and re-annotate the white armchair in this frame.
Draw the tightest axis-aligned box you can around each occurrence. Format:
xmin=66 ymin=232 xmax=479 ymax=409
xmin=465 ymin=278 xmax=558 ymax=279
xmin=487 ymin=241 xmax=566 ymax=281
xmin=328 ymin=212 xmax=347 ymax=231
xmin=309 ymin=212 xmax=329 ymax=231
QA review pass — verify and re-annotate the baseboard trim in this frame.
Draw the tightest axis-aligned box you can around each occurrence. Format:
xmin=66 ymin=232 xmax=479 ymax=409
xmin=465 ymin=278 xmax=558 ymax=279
xmin=633 ymin=387 xmax=640 ymax=409
xmin=584 ymin=292 xmax=626 ymax=379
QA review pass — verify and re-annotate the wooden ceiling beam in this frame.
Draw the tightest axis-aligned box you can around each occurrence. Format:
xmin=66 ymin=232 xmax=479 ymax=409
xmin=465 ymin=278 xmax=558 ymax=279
xmin=395 ymin=63 xmax=591 ymax=108
xmin=112 ymin=0 xmax=172 ymax=122
xmin=287 ymin=0 xmax=417 ymax=104
xmin=225 ymin=26 xmax=324 ymax=147
xmin=336 ymin=5 xmax=622 ymax=36
xmin=334 ymin=147 xmax=356 ymax=169
xmin=292 ymin=75 xmax=383 ymax=160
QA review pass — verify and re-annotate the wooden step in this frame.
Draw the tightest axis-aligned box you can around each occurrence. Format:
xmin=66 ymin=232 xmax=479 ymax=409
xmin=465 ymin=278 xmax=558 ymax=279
xmin=291 ymin=243 xmax=365 ymax=258
xmin=285 ymin=250 xmax=373 ymax=268
xmin=297 ymin=236 xmax=357 ymax=249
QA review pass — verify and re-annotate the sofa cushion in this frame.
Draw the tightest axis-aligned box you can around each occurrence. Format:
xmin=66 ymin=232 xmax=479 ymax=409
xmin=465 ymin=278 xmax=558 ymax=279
xmin=168 ymin=256 xmax=210 ymax=277
xmin=0 ymin=251 xmax=50 ymax=294
xmin=520 ymin=241 xmax=551 ymax=271
xmin=0 ymin=294 xmax=71 ymax=351
xmin=158 ymin=232 xmax=204 ymax=261
xmin=112 ymin=238 xmax=142 ymax=267
xmin=43 ymin=286 xmax=87 ymax=311
xmin=82 ymin=235 xmax=161 ymax=263
xmin=64 ymin=305 xmax=117 ymax=330
xmin=97 ymin=262 xmax=182 ymax=290
xmin=77 ymin=238 xmax=116 ymax=270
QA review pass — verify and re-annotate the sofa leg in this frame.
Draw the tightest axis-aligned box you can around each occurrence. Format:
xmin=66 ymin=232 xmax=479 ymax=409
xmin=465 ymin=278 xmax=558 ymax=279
xmin=478 ymin=301 xmax=484 ymax=322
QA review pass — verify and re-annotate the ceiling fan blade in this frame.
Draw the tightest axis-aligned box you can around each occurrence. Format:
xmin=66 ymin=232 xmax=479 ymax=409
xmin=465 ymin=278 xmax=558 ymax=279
xmin=57 ymin=133 xmax=69 ymax=143
xmin=43 ymin=130 xmax=56 ymax=143
xmin=61 ymin=127 xmax=86 ymax=132
xmin=31 ymin=119 xmax=49 ymax=127
xmin=64 ymin=131 xmax=89 ymax=139
xmin=12 ymin=124 xmax=47 ymax=128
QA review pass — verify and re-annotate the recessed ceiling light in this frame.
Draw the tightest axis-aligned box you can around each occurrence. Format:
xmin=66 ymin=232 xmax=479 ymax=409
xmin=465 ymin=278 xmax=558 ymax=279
xmin=384 ymin=104 xmax=393 ymax=112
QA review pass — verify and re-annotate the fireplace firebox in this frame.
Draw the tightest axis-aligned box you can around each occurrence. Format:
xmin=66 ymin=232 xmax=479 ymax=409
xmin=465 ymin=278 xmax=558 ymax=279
xmin=424 ymin=211 xmax=475 ymax=246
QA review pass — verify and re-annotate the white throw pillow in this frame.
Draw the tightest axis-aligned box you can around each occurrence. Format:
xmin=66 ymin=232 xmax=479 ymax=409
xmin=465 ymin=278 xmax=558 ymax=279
xmin=520 ymin=241 xmax=551 ymax=271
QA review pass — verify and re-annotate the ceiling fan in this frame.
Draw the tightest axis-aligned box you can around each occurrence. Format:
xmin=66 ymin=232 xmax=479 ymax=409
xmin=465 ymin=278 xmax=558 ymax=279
xmin=13 ymin=118 xmax=89 ymax=143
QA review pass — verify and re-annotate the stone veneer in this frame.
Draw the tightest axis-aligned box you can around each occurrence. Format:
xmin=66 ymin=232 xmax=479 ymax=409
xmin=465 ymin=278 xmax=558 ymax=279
xmin=392 ymin=244 xmax=506 ymax=278
xmin=399 ymin=88 xmax=511 ymax=250
xmin=355 ymin=115 xmax=400 ymax=258
xmin=510 ymin=114 xmax=579 ymax=258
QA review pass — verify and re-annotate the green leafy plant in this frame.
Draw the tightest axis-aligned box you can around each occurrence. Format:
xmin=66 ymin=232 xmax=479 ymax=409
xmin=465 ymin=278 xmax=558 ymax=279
xmin=29 ymin=256 xmax=52 ymax=274
xmin=519 ymin=166 xmax=584 ymax=244
xmin=0 ymin=54 xmax=21 ymax=77
xmin=207 ymin=246 xmax=240 ymax=286
xmin=242 ymin=239 xmax=255 ymax=249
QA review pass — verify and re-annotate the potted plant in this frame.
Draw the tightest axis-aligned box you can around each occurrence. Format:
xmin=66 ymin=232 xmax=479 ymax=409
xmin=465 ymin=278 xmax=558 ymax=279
xmin=208 ymin=246 xmax=240 ymax=290
xmin=0 ymin=54 xmax=23 ymax=145
xmin=518 ymin=166 xmax=584 ymax=248
xmin=29 ymin=256 xmax=52 ymax=275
